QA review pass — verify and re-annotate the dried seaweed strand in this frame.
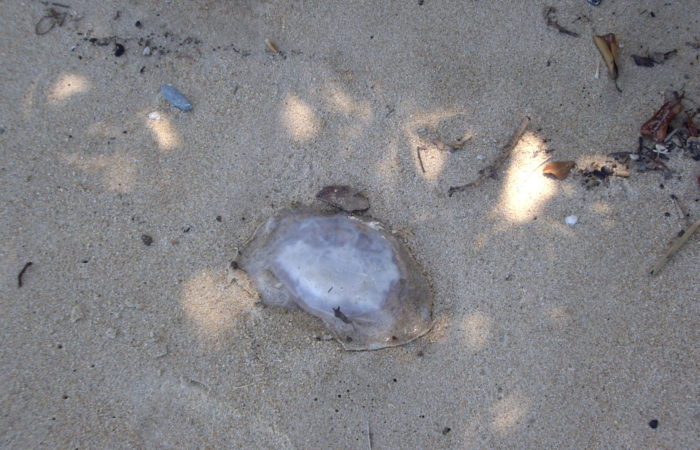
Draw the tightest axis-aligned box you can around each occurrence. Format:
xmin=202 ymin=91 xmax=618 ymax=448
xmin=448 ymin=117 xmax=530 ymax=196
xmin=649 ymin=218 xmax=700 ymax=276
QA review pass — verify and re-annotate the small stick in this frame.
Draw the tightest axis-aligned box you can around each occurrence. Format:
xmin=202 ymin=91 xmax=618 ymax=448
xmin=650 ymin=217 xmax=700 ymax=275
xmin=545 ymin=7 xmax=579 ymax=37
xmin=416 ymin=146 xmax=426 ymax=173
xmin=449 ymin=116 xmax=530 ymax=196
xmin=18 ymin=262 xmax=33 ymax=287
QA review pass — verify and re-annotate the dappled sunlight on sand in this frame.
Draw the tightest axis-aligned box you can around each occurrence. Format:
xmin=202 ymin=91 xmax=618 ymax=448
xmin=144 ymin=111 xmax=182 ymax=152
xmin=61 ymin=152 xmax=136 ymax=193
xmin=322 ymin=82 xmax=373 ymax=123
xmin=321 ymin=83 xmax=373 ymax=141
xmin=491 ymin=392 xmax=531 ymax=434
xmin=180 ymin=268 xmax=258 ymax=348
xmin=495 ymin=132 xmax=555 ymax=223
xmin=461 ymin=311 xmax=494 ymax=350
xmin=281 ymin=93 xmax=321 ymax=142
xmin=47 ymin=72 xmax=90 ymax=103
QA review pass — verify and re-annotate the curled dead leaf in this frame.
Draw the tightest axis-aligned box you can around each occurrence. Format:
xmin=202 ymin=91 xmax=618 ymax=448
xmin=640 ymin=94 xmax=683 ymax=142
xmin=593 ymin=33 xmax=620 ymax=80
xmin=543 ymin=161 xmax=575 ymax=180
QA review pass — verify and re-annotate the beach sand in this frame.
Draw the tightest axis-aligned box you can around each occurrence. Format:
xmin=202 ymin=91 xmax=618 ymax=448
xmin=1 ymin=1 xmax=698 ymax=447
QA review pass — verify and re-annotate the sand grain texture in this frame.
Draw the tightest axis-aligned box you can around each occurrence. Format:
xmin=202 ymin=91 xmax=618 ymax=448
xmin=1 ymin=1 xmax=698 ymax=448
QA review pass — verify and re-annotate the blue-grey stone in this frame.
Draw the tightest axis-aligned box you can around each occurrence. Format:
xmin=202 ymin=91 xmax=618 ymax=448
xmin=160 ymin=84 xmax=193 ymax=111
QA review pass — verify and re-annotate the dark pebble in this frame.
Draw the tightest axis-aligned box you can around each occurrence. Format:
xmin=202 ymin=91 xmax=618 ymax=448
xmin=216 ymin=215 xmax=222 ymax=222
xmin=114 ymin=43 xmax=125 ymax=57
xmin=442 ymin=427 xmax=451 ymax=435
xmin=135 ymin=20 xmax=142 ymax=28
xmin=141 ymin=234 xmax=153 ymax=246
xmin=649 ymin=419 xmax=659 ymax=429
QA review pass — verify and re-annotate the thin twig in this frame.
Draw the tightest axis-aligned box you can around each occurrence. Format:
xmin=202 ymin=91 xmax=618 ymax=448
xmin=545 ymin=7 xmax=579 ymax=37
xmin=650 ymin=217 xmax=700 ymax=275
xmin=448 ymin=116 xmax=530 ymax=196
xmin=416 ymin=146 xmax=426 ymax=173
xmin=18 ymin=262 xmax=33 ymax=287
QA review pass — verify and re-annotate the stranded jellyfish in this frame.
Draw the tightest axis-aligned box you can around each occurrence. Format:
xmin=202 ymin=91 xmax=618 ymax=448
xmin=239 ymin=208 xmax=433 ymax=350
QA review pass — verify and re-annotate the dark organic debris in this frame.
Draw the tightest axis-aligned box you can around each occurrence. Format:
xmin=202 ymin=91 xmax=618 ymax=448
xmin=641 ymin=92 xmax=683 ymax=142
xmin=545 ymin=7 xmax=579 ymax=37
xmin=581 ymin=94 xmax=700 ymax=187
xmin=578 ymin=160 xmax=630 ymax=188
xmin=316 ymin=185 xmax=370 ymax=213
xmin=333 ymin=306 xmax=351 ymax=324
xmin=141 ymin=234 xmax=154 ymax=246
xmin=631 ymin=50 xmax=677 ymax=67
xmin=18 ymin=262 xmax=33 ymax=288
xmin=449 ymin=117 xmax=530 ymax=196
xmin=631 ymin=55 xmax=655 ymax=67
xmin=35 ymin=8 xmax=68 ymax=35
xmin=543 ymin=161 xmax=575 ymax=180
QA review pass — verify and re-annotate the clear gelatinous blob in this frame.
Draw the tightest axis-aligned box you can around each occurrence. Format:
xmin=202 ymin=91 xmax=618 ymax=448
xmin=239 ymin=208 xmax=433 ymax=350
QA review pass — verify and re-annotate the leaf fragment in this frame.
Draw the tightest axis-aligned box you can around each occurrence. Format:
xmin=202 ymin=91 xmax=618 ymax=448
xmin=543 ymin=161 xmax=576 ymax=180
xmin=640 ymin=94 xmax=683 ymax=142
xmin=593 ymin=33 xmax=620 ymax=80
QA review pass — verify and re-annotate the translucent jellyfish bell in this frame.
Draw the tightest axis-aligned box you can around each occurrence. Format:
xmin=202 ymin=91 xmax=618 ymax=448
xmin=239 ymin=208 xmax=433 ymax=350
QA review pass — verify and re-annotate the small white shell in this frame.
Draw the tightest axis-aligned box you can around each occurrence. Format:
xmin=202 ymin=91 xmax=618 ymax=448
xmin=565 ymin=215 xmax=579 ymax=226
xmin=240 ymin=208 xmax=433 ymax=350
